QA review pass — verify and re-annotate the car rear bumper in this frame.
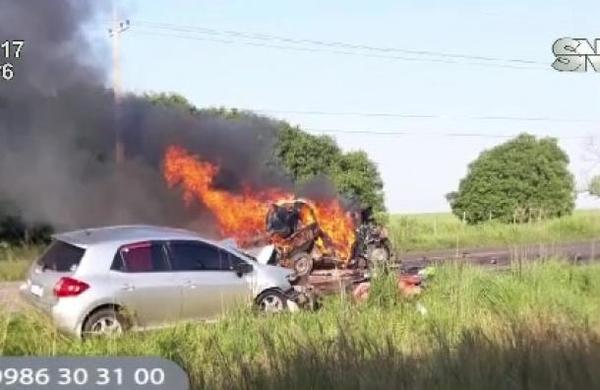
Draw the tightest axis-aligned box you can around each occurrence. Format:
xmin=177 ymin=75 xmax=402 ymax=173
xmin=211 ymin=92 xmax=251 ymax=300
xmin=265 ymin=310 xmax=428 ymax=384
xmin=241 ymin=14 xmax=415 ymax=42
xmin=19 ymin=284 xmax=83 ymax=337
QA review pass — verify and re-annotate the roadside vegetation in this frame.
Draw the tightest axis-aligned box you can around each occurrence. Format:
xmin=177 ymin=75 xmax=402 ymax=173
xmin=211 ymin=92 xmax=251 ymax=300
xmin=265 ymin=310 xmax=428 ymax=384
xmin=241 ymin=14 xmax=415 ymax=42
xmin=0 ymin=244 xmax=39 ymax=282
xmin=389 ymin=209 xmax=600 ymax=253
xmin=1 ymin=260 xmax=600 ymax=389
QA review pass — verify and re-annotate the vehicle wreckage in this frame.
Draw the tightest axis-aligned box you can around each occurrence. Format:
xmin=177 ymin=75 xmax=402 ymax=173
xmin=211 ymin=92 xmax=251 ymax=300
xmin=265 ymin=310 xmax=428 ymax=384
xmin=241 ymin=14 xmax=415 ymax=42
xmin=241 ymin=199 xmax=392 ymax=277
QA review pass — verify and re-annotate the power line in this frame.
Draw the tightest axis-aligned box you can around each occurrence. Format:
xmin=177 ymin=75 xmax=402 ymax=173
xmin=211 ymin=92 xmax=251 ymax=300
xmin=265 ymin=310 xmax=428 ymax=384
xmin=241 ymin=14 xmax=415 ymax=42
xmin=101 ymin=28 xmax=596 ymax=129
xmin=303 ymin=128 xmax=591 ymax=140
xmin=103 ymin=20 xmax=593 ymax=139
xmin=127 ymin=26 xmax=547 ymax=70
xmin=133 ymin=20 xmax=545 ymax=66
xmin=93 ymin=22 xmax=595 ymax=127
xmin=127 ymin=29 xmax=460 ymax=66
xmin=246 ymin=108 xmax=596 ymax=123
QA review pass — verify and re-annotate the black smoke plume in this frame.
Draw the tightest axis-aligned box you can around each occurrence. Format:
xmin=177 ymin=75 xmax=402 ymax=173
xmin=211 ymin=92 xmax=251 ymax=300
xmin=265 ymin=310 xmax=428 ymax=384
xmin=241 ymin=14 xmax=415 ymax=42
xmin=0 ymin=0 xmax=292 ymax=237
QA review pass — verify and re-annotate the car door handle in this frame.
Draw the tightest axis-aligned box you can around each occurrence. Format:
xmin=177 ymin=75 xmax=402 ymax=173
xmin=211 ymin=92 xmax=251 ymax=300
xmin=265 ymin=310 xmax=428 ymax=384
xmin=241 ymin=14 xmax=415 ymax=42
xmin=184 ymin=280 xmax=197 ymax=289
xmin=120 ymin=283 xmax=135 ymax=291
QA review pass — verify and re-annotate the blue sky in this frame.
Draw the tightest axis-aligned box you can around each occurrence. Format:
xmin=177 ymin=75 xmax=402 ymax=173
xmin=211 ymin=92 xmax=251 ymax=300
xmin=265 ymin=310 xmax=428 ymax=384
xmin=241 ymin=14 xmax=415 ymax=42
xmin=104 ymin=0 xmax=600 ymax=213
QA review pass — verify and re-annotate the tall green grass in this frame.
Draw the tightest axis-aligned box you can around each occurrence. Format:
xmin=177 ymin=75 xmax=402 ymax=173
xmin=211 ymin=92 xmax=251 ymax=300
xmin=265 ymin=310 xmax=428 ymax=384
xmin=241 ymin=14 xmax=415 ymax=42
xmin=2 ymin=261 xmax=600 ymax=389
xmin=0 ymin=244 xmax=40 ymax=282
xmin=390 ymin=209 xmax=600 ymax=252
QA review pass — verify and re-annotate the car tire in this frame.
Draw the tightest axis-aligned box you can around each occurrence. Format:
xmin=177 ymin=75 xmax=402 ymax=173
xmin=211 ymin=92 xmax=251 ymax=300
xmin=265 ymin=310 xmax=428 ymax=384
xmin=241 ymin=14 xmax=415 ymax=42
xmin=367 ymin=244 xmax=391 ymax=268
xmin=256 ymin=290 xmax=288 ymax=313
xmin=291 ymin=252 xmax=313 ymax=277
xmin=82 ymin=307 xmax=128 ymax=338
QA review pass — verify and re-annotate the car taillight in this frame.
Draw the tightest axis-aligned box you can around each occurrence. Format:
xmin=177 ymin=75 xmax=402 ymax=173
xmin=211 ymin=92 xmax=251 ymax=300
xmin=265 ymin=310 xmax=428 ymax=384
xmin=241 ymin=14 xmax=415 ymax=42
xmin=53 ymin=277 xmax=89 ymax=297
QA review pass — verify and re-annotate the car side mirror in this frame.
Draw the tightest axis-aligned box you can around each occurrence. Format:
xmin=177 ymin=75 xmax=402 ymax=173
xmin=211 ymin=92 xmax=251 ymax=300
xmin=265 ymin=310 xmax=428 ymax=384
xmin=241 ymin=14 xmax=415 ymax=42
xmin=234 ymin=262 xmax=253 ymax=277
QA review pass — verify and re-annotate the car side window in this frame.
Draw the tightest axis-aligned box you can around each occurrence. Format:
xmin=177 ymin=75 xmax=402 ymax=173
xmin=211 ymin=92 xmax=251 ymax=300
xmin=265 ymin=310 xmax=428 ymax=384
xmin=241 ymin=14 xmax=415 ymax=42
xmin=111 ymin=241 xmax=169 ymax=273
xmin=169 ymin=241 xmax=228 ymax=271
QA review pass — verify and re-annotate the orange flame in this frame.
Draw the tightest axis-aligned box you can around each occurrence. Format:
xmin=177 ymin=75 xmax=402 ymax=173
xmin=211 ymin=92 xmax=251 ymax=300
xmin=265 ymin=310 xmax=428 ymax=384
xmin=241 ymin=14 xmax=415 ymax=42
xmin=163 ymin=145 xmax=356 ymax=259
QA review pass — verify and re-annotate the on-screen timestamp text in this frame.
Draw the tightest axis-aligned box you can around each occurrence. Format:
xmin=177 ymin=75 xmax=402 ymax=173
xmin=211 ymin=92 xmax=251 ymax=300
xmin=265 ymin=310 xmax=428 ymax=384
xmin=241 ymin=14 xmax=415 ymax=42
xmin=1 ymin=39 xmax=25 ymax=81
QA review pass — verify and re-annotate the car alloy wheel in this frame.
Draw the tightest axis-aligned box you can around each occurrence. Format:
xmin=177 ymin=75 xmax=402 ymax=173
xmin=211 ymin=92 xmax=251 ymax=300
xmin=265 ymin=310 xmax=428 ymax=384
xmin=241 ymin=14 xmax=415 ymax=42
xmin=90 ymin=315 xmax=123 ymax=335
xmin=258 ymin=292 xmax=286 ymax=312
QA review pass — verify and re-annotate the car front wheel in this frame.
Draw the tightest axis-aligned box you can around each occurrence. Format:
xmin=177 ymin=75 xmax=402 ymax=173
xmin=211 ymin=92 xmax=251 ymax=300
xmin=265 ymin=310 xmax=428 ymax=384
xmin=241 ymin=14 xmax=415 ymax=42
xmin=256 ymin=290 xmax=287 ymax=313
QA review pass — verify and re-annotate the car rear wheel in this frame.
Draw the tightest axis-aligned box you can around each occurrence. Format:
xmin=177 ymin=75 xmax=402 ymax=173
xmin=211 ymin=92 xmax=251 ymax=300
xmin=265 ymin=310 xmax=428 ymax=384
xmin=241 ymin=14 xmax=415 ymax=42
xmin=82 ymin=307 xmax=127 ymax=338
xmin=256 ymin=290 xmax=287 ymax=313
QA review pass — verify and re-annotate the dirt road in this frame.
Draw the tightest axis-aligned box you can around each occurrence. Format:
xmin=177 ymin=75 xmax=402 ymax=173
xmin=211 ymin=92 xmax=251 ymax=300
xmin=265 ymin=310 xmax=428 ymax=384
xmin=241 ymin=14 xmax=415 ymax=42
xmin=0 ymin=282 xmax=24 ymax=312
xmin=398 ymin=239 xmax=600 ymax=271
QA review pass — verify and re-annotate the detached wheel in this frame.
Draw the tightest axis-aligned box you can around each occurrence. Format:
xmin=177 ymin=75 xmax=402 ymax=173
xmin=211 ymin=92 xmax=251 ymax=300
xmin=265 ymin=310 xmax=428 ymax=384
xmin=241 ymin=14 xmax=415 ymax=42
xmin=256 ymin=290 xmax=287 ymax=313
xmin=367 ymin=245 xmax=391 ymax=268
xmin=82 ymin=307 xmax=128 ymax=338
xmin=291 ymin=252 xmax=313 ymax=277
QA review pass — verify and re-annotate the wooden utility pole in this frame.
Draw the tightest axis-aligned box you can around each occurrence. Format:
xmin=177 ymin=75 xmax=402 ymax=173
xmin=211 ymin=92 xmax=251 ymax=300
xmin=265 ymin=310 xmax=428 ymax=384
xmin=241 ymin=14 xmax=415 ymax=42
xmin=109 ymin=3 xmax=129 ymax=164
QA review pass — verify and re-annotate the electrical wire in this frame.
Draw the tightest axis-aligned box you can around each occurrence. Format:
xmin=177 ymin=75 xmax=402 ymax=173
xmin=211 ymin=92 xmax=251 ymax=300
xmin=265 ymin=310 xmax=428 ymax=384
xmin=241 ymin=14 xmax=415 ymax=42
xmin=247 ymin=109 xmax=596 ymax=123
xmin=133 ymin=20 xmax=546 ymax=66
xmin=302 ymin=128 xmax=591 ymax=140
xmin=127 ymin=26 xmax=547 ymax=70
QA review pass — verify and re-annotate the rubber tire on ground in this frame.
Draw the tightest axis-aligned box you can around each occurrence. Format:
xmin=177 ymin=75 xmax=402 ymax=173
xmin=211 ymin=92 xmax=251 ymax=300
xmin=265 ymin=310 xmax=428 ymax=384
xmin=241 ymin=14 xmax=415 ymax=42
xmin=367 ymin=244 xmax=391 ymax=269
xmin=82 ymin=307 xmax=128 ymax=338
xmin=256 ymin=290 xmax=288 ymax=313
xmin=291 ymin=252 xmax=314 ymax=277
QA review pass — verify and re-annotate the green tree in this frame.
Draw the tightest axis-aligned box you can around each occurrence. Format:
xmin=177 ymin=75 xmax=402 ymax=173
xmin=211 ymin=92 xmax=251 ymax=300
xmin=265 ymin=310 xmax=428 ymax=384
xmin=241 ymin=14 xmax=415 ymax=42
xmin=146 ymin=93 xmax=255 ymax=120
xmin=590 ymin=175 xmax=600 ymax=197
xmin=275 ymin=124 xmax=386 ymax=212
xmin=275 ymin=124 xmax=341 ymax=181
xmin=449 ymin=133 xmax=575 ymax=224
xmin=332 ymin=151 xmax=385 ymax=213
xmin=145 ymin=92 xmax=198 ymax=113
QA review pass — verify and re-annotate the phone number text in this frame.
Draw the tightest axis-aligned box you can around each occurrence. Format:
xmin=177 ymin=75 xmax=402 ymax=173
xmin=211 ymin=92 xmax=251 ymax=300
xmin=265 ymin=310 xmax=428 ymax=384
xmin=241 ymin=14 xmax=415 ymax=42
xmin=0 ymin=367 xmax=165 ymax=387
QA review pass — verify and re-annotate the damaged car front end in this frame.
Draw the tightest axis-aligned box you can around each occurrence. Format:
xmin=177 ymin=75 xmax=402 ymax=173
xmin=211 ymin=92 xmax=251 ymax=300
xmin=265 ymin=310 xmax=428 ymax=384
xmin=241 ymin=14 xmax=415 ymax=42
xmin=222 ymin=239 xmax=319 ymax=312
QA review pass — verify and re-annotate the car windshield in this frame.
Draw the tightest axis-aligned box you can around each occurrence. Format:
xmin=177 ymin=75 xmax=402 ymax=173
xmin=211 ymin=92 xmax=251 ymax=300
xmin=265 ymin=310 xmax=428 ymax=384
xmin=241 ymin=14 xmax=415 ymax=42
xmin=233 ymin=247 xmax=256 ymax=261
xmin=225 ymin=244 xmax=257 ymax=263
xmin=217 ymin=238 xmax=254 ymax=260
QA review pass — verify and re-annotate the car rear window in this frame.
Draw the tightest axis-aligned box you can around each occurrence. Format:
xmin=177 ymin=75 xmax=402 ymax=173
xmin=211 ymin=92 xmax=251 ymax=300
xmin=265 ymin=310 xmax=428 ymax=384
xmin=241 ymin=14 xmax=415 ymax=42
xmin=37 ymin=240 xmax=85 ymax=272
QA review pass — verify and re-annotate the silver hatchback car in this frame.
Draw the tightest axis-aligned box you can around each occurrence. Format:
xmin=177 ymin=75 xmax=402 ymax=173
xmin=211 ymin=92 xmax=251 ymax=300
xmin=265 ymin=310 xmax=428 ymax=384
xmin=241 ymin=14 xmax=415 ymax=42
xmin=20 ymin=225 xmax=299 ymax=337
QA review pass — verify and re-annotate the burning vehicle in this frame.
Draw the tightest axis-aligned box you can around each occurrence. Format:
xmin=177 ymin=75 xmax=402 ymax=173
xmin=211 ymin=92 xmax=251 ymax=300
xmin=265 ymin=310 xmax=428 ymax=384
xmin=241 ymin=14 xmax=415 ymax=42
xmin=254 ymin=200 xmax=393 ymax=276
xmin=259 ymin=199 xmax=351 ymax=276
xmin=163 ymin=145 xmax=393 ymax=277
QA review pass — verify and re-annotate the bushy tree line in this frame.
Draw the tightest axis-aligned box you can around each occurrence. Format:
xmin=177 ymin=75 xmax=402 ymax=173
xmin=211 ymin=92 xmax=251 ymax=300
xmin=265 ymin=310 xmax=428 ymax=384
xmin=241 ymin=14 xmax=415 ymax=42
xmin=148 ymin=93 xmax=386 ymax=213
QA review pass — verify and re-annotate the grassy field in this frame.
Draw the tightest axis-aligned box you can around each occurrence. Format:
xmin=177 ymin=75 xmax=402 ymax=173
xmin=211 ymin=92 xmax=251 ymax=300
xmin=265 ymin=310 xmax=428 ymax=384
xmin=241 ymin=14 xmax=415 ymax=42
xmin=389 ymin=209 xmax=600 ymax=253
xmin=0 ymin=245 xmax=39 ymax=282
xmin=1 ymin=261 xmax=600 ymax=389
